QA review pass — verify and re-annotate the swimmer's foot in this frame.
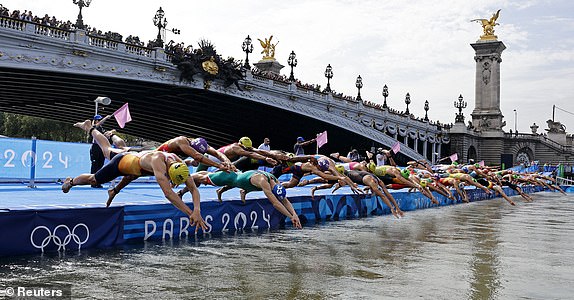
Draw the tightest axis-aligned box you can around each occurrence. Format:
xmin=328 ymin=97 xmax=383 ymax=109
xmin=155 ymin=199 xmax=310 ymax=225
xmin=73 ymin=119 xmax=92 ymax=132
xmin=62 ymin=177 xmax=74 ymax=193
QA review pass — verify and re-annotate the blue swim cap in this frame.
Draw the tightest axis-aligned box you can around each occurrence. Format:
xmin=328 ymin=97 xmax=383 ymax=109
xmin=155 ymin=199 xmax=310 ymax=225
xmin=318 ymin=158 xmax=330 ymax=171
xmin=272 ymin=184 xmax=286 ymax=200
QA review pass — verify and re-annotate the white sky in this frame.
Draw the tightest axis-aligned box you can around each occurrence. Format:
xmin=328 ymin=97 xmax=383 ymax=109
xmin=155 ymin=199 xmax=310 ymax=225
xmin=2 ymin=0 xmax=574 ymax=133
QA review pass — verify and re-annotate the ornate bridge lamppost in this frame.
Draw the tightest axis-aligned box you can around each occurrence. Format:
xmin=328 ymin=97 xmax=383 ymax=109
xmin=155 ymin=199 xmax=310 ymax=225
xmin=355 ymin=75 xmax=363 ymax=101
xmin=153 ymin=7 xmax=168 ymax=48
xmin=424 ymin=100 xmax=429 ymax=121
xmin=404 ymin=93 xmax=411 ymax=115
xmin=242 ymin=35 xmax=253 ymax=69
xmin=324 ymin=64 xmax=333 ymax=92
xmin=287 ymin=51 xmax=297 ymax=81
xmin=72 ymin=0 xmax=92 ymax=30
xmin=454 ymin=94 xmax=467 ymax=123
xmin=382 ymin=84 xmax=389 ymax=109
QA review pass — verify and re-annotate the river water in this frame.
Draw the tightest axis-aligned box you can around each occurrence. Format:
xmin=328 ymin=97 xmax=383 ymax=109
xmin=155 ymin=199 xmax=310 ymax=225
xmin=1 ymin=191 xmax=573 ymax=299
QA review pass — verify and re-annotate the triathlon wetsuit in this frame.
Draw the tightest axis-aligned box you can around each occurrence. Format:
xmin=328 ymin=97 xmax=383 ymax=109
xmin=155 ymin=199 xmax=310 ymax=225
xmin=206 ymin=170 xmax=277 ymax=192
xmin=157 ymin=140 xmax=189 ymax=159
xmin=94 ymin=151 xmax=178 ymax=184
xmin=345 ymin=170 xmax=377 ymax=185
xmin=281 ymin=163 xmax=305 ymax=180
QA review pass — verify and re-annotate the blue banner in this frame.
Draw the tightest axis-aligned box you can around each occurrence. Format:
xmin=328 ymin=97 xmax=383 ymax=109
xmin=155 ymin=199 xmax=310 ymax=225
xmin=0 ymin=207 xmax=124 ymax=256
xmin=0 ymin=138 xmax=33 ymax=179
xmin=34 ymin=140 xmax=91 ymax=179
xmin=0 ymin=138 xmax=91 ymax=181
xmin=123 ymin=199 xmax=282 ymax=241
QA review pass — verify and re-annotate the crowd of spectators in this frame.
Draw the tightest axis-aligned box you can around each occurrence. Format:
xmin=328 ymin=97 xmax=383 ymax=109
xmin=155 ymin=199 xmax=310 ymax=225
xmin=0 ymin=4 xmax=144 ymax=46
xmin=1 ymin=5 xmax=73 ymax=30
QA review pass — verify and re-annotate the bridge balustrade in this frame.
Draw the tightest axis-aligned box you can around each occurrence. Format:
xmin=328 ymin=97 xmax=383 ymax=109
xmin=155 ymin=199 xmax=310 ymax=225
xmin=0 ymin=16 xmax=25 ymax=31
xmin=88 ymin=35 xmax=119 ymax=50
xmin=34 ymin=24 xmax=70 ymax=40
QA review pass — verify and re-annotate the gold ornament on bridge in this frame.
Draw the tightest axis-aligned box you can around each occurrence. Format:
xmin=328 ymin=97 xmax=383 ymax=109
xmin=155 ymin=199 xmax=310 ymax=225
xmin=471 ymin=9 xmax=501 ymax=41
xmin=202 ymin=56 xmax=219 ymax=75
xmin=258 ymin=35 xmax=279 ymax=60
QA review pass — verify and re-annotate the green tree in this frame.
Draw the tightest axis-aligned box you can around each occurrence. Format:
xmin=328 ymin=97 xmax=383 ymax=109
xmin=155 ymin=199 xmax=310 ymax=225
xmin=1 ymin=113 xmax=87 ymax=142
xmin=0 ymin=112 xmax=143 ymax=144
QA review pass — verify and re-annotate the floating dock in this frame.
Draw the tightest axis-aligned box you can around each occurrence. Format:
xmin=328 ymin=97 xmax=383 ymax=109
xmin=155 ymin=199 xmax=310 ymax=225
xmin=0 ymin=182 xmax=546 ymax=256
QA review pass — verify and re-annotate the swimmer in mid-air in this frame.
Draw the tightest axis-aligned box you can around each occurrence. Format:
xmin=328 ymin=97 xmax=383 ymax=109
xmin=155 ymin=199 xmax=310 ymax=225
xmin=63 ymin=119 xmax=207 ymax=232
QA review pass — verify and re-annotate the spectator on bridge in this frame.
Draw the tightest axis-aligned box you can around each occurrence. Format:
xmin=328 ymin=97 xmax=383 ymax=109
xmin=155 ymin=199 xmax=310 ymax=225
xmin=63 ymin=119 xmax=208 ymax=233
xmin=294 ymin=136 xmax=316 ymax=156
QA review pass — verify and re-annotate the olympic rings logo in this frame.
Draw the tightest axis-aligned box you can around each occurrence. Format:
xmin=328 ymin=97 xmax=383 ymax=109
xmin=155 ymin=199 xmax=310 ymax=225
xmin=30 ymin=224 xmax=90 ymax=252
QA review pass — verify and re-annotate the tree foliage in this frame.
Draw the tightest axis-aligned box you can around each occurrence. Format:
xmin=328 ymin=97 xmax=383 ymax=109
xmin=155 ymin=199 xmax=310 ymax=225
xmin=0 ymin=112 xmax=86 ymax=142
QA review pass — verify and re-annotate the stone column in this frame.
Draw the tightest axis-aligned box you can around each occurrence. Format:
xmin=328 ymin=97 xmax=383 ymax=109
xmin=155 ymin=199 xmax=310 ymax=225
xmin=253 ymin=59 xmax=284 ymax=75
xmin=437 ymin=143 xmax=442 ymax=162
xmin=470 ymin=40 xmax=506 ymax=133
xmin=423 ymin=140 xmax=428 ymax=160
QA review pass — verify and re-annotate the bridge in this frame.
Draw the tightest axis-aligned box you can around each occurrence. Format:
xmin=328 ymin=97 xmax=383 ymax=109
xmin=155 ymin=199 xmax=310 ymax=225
xmin=0 ymin=16 xmax=448 ymax=162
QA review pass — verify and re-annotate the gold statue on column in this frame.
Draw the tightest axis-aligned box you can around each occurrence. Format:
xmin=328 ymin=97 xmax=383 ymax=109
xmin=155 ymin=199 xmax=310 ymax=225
xmin=471 ymin=9 xmax=501 ymax=41
xmin=258 ymin=35 xmax=279 ymax=60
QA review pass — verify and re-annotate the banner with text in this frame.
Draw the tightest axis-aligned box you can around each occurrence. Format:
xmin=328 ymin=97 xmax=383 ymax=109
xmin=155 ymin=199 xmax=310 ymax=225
xmin=0 ymin=138 xmax=91 ymax=181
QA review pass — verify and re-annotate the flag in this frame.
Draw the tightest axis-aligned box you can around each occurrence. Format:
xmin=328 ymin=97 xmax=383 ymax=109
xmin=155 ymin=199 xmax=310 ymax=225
xmin=113 ymin=103 xmax=132 ymax=128
xmin=478 ymin=160 xmax=485 ymax=167
xmin=316 ymin=131 xmax=328 ymax=148
xmin=391 ymin=141 xmax=401 ymax=154
xmin=449 ymin=153 xmax=458 ymax=162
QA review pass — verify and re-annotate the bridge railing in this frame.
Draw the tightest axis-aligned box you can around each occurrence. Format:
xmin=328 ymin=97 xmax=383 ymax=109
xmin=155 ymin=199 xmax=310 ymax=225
xmin=33 ymin=24 xmax=70 ymax=40
xmin=88 ymin=35 xmax=119 ymax=50
xmin=0 ymin=16 xmax=25 ymax=31
xmin=504 ymin=132 xmax=573 ymax=153
xmin=0 ymin=15 xmax=161 ymax=61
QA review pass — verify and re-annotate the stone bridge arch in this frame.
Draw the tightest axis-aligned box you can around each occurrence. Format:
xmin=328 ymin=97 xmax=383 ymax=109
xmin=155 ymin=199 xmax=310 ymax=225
xmin=511 ymin=142 xmax=535 ymax=165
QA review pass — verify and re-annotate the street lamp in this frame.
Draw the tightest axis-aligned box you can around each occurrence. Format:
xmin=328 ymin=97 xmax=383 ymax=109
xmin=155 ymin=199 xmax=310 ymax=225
xmin=454 ymin=94 xmax=467 ymax=123
xmin=424 ymin=100 xmax=429 ymax=121
xmin=514 ymin=109 xmax=517 ymax=132
xmin=324 ymin=64 xmax=333 ymax=92
xmin=153 ymin=7 xmax=168 ymax=48
xmin=287 ymin=50 xmax=297 ymax=81
xmin=72 ymin=0 xmax=92 ymax=30
xmin=94 ymin=96 xmax=111 ymax=116
xmin=382 ymin=84 xmax=389 ymax=109
xmin=404 ymin=93 xmax=411 ymax=115
xmin=242 ymin=35 xmax=253 ymax=69
xmin=355 ymin=75 xmax=363 ymax=101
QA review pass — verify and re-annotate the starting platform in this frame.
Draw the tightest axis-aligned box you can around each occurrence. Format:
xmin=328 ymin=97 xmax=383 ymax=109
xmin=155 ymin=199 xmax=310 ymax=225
xmin=0 ymin=181 xmax=548 ymax=257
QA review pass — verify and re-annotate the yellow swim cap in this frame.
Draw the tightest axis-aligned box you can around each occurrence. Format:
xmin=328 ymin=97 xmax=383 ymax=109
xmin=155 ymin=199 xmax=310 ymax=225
xmin=168 ymin=162 xmax=189 ymax=185
xmin=367 ymin=162 xmax=376 ymax=173
xmin=335 ymin=164 xmax=345 ymax=174
xmin=420 ymin=179 xmax=428 ymax=188
xmin=239 ymin=137 xmax=253 ymax=148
